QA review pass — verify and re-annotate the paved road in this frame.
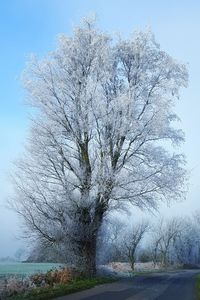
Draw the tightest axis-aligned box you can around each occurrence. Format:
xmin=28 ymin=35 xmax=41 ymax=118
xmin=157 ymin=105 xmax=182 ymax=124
xmin=55 ymin=270 xmax=199 ymax=300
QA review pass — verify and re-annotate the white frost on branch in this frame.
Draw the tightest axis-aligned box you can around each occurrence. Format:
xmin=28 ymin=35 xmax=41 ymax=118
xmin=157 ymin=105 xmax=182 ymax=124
xmin=11 ymin=17 xmax=188 ymax=273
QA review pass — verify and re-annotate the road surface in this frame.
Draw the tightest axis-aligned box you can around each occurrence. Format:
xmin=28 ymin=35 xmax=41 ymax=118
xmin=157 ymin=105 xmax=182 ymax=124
xmin=55 ymin=270 xmax=199 ymax=300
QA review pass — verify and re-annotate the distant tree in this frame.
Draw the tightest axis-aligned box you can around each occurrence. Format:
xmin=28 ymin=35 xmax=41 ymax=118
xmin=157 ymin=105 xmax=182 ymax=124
xmin=26 ymin=241 xmax=67 ymax=263
xmin=14 ymin=248 xmax=26 ymax=262
xmin=97 ymin=217 xmax=127 ymax=264
xmin=139 ymin=248 xmax=153 ymax=263
xmin=151 ymin=218 xmax=183 ymax=267
xmin=12 ymin=17 xmax=188 ymax=276
xmin=123 ymin=220 xmax=149 ymax=270
xmin=173 ymin=215 xmax=200 ymax=266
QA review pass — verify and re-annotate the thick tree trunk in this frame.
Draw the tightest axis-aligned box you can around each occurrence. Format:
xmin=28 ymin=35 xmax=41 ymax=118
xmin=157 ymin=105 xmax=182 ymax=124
xmin=76 ymin=231 xmax=98 ymax=277
xmin=81 ymin=236 xmax=97 ymax=277
xmin=75 ymin=196 xmax=106 ymax=277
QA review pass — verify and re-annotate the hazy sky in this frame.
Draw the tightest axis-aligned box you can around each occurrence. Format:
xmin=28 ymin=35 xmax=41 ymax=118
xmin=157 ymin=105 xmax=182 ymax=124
xmin=0 ymin=0 xmax=200 ymax=257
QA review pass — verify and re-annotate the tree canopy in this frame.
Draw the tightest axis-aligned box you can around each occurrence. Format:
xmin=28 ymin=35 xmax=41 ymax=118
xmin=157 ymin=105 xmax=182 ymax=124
xmin=12 ymin=17 xmax=188 ymax=275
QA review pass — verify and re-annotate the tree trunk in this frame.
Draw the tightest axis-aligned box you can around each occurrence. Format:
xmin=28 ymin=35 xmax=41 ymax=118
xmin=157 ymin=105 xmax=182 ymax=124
xmin=76 ymin=197 xmax=105 ymax=277
xmin=79 ymin=235 xmax=97 ymax=277
xmin=130 ymin=259 xmax=135 ymax=271
xmin=127 ymin=249 xmax=135 ymax=271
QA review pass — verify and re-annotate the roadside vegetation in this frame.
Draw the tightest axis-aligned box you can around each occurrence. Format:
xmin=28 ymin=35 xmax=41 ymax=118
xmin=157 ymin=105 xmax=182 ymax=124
xmin=0 ymin=267 xmax=115 ymax=300
xmin=2 ymin=213 xmax=200 ymax=299
xmin=196 ymin=274 xmax=200 ymax=299
xmin=98 ymin=214 xmax=200 ymax=271
xmin=7 ymin=277 xmax=115 ymax=300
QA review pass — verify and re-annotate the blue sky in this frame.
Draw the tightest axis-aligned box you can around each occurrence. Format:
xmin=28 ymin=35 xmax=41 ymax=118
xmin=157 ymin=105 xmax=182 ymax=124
xmin=0 ymin=0 xmax=200 ymax=256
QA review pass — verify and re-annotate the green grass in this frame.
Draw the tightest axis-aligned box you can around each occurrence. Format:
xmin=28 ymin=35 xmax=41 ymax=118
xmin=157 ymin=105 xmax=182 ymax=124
xmin=196 ymin=274 xmax=200 ymax=299
xmin=8 ymin=277 xmax=116 ymax=300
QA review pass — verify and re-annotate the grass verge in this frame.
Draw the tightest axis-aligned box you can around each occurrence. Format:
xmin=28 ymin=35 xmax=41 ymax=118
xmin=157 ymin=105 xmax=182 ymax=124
xmin=8 ymin=277 xmax=116 ymax=300
xmin=196 ymin=274 xmax=200 ymax=299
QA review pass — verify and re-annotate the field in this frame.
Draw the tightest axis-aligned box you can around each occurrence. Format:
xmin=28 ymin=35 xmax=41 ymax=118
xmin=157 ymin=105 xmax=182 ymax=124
xmin=0 ymin=263 xmax=63 ymax=279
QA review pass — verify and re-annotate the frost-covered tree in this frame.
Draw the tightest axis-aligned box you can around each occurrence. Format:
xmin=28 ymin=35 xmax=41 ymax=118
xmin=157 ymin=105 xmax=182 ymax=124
xmin=123 ymin=220 xmax=149 ymax=270
xmin=173 ymin=215 xmax=200 ymax=265
xmin=151 ymin=218 xmax=183 ymax=267
xmin=97 ymin=217 xmax=127 ymax=264
xmin=12 ymin=17 xmax=188 ymax=276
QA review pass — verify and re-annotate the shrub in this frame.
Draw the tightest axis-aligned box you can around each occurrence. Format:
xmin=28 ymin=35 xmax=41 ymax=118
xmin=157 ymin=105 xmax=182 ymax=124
xmin=0 ymin=267 xmax=81 ymax=299
xmin=30 ymin=267 xmax=80 ymax=286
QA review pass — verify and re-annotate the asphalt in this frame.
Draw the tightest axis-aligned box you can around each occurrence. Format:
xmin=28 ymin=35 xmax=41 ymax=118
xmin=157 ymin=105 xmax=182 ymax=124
xmin=54 ymin=270 xmax=199 ymax=300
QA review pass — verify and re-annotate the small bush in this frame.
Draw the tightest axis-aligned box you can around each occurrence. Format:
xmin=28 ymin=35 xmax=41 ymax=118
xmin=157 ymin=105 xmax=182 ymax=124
xmin=0 ymin=267 xmax=81 ymax=299
xmin=30 ymin=267 xmax=78 ymax=286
